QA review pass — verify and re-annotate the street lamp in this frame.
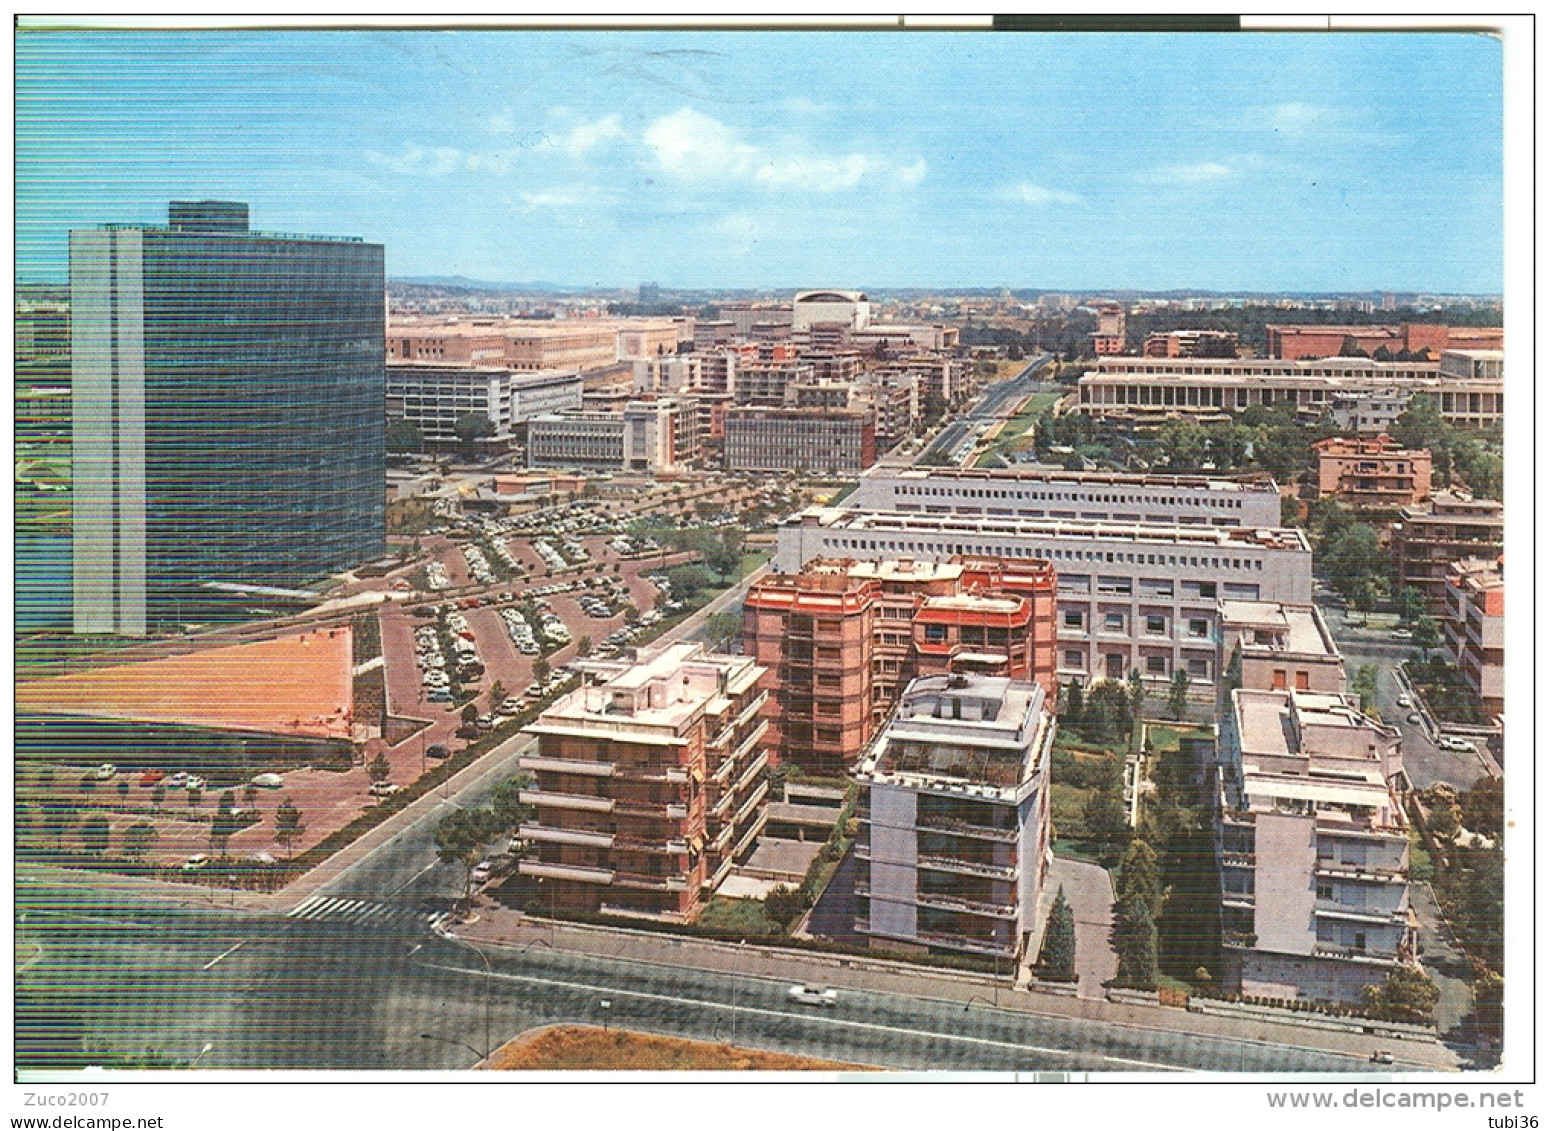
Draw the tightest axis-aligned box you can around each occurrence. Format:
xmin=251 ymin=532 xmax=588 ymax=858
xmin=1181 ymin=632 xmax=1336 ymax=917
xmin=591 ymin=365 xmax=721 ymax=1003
xmin=598 ymin=998 xmax=612 ymax=1033
xmin=461 ymin=938 xmax=493 ymax=1065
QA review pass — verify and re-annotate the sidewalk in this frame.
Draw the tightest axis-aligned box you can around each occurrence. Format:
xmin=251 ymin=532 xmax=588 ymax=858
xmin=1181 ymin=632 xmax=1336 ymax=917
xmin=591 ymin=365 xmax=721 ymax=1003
xmin=1046 ymin=855 xmax=1119 ymax=1001
xmin=448 ymin=903 xmax=1462 ymax=1071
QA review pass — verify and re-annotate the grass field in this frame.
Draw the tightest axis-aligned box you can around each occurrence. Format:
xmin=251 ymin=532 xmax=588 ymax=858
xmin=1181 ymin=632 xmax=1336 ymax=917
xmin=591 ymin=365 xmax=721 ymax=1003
xmin=488 ymin=1025 xmax=865 ymax=1071
xmin=694 ymin=895 xmax=782 ymax=936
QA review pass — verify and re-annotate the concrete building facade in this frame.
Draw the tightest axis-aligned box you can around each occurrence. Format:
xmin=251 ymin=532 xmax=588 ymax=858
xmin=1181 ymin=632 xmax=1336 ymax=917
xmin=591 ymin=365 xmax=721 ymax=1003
xmin=386 ymin=364 xmax=582 ymax=446
xmin=724 ymin=406 xmax=876 ymax=473
xmin=1218 ymin=688 xmax=1416 ymax=1004
xmin=1391 ymin=492 xmax=1505 ymax=615
xmin=518 ymin=643 xmax=769 ymax=922
xmin=853 ymin=674 xmax=1055 ymax=963
xmin=1442 ymin=557 xmax=1504 ymax=719
xmin=1219 ymin=601 xmax=1346 ymax=695
xmin=777 ymin=508 xmax=1313 ymax=687
xmin=1313 ymin=434 xmax=1432 ymax=513
xmin=848 ymin=467 xmax=1283 ymax=528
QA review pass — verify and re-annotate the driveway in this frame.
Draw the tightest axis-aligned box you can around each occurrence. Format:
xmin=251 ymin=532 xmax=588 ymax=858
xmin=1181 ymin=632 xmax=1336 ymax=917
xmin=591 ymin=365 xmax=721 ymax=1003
xmin=1044 ymin=855 xmax=1117 ymax=1000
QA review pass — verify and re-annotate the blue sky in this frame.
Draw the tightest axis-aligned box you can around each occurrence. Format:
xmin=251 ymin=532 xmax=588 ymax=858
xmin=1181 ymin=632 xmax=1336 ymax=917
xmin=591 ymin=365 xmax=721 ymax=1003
xmin=15 ymin=29 xmax=1503 ymax=293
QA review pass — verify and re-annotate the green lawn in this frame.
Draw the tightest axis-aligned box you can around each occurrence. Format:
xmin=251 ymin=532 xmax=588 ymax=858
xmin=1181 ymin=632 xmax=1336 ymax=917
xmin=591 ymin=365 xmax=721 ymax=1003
xmin=695 ymin=896 xmax=781 ymax=936
xmin=1142 ymin=723 xmax=1212 ymax=755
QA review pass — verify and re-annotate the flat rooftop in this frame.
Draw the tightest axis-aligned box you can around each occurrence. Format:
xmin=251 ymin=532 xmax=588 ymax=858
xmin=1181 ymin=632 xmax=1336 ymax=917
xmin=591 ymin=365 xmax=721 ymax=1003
xmin=16 ymin=627 xmax=355 ymax=740
xmin=535 ymin=643 xmax=761 ymax=736
xmin=872 ymin=466 xmax=1279 ymax=494
xmin=792 ymin=507 xmax=1311 ymax=551
xmin=1221 ymin=601 xmax=1336 ymax=657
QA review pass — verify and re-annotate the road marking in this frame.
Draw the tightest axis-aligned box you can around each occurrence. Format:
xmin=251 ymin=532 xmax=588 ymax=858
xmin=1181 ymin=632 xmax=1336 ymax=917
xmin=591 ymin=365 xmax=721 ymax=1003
xmin=415 ymin=961 xmax=1072 ymax=1060
xmin=388 ymin=860 xmax=445 ymax=897
xmin=202 ymin=941 xmax=245 ymax=970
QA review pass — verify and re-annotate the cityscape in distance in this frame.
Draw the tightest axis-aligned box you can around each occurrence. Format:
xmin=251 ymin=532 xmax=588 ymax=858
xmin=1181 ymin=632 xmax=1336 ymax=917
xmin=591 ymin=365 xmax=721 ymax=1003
xmin=12 ymin=18 xmax=1522 ymax=1106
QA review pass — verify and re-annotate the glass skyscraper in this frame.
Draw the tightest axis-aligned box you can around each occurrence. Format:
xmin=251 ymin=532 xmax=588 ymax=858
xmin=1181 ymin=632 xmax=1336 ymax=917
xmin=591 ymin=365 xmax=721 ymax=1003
xmin=71 ymin=201 xmax=386 ymax=635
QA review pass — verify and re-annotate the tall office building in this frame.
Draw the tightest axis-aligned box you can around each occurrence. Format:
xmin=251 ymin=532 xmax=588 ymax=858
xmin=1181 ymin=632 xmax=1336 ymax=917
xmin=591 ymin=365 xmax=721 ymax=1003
xmin=70 ymin=201 xmax=386 ymax=635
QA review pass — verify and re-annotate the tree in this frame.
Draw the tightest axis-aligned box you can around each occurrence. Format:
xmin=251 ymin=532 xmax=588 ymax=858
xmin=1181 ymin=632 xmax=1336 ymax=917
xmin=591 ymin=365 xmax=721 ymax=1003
xmin=576 ymin=635 xmax=593 ymax=658
xmin=1457 ymin=775 xmax=1504 ymax=841
xmin=489 ymin=775 xmax=534 ymax=832
xmin=116 ymin=779 xmax=130 ymax=801
xmin=366 ymin=753 xmax=392 ymax=786
xmin=1062 ymin=678 xmax=1086 ymax=727
xmin=1082 ymin=681 xmax=1135 ymax=746
xmin=1034 ymin=887 xmax=1077 ymax=982
xmin=1393 ymin=393 xmax=1448 ymax=453
xmin=1412 ymin=614 xmax=1441 ymax=660
xmin=274 ymin=799 xmax=306 ymax=860
xmin=452 ymin=412 xmax=495 ymax=446
xmin=622 ymin=604 xmax=641 ymax=625
xmin=435 ymin=807 xmax=501 ymax=903
xmin=1352 ymin=664 xmax=1379 ymax=715
xmin=1084 ymin=787 xmax=1130 ymax=854
xmin=487 ymin=680 xmax=507 ymax=710
xmin=1116 ymin=840 xmax=1163 ymax=917
xmin=1396 ymin=586 xmax=1427 ymax=625
xmin=1166 ymin=669 xmax=1191 ymax=721
xmin=78 ymin=813 xmax=111 ymax=856
xmin=763 ymin=884 xmax=811 ymax=930
xmin=1127 ymin=668 xmax=1145 ymax=718
xmin=41 ymin=803 xmax=74 ymax=846
xmin=122 ymin=821 xmax=158 ymax=862
xmin=386 ymin=419 xmax=423 ymax=454
xmin=460 ymin=702 xmax=480 ymax=727
xmin=1361 ymin=966 xmax=1440 ymax=1026
xmin=210 ymin=791 xmax=240 ymax=857
xmin=532 ymin=656 xmax=551 ymax=686
xmin=1350 ymin=576 xmax=1379 ymax=625
xmin=1111 ymin=895 xmax=1159 ymax=990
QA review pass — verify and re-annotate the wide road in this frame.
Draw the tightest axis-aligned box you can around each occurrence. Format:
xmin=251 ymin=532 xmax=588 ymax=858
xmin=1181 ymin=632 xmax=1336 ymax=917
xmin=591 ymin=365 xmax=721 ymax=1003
xmin=917 ymin=355 xmax=1053 ymax=467
xmin=15 ymin=885 xmax=1416 ymax=1074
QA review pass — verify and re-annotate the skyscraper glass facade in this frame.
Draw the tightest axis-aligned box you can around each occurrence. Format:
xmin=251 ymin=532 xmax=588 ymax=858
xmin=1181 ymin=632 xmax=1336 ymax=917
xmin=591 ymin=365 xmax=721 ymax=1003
xmin=71 ymin=202 xmax=385 ymax=635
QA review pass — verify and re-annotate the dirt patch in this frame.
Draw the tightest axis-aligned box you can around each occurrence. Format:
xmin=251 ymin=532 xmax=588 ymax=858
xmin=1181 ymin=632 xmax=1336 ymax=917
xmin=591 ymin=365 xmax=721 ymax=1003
xmin=487 ymin=1025 xmax=865 ymax=1072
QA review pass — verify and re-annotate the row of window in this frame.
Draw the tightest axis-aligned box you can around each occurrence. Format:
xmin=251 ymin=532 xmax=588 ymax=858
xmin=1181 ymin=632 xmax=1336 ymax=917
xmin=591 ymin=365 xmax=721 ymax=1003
xmin=891 ymin=484 xmax=1248 ymax=509
xmin=817 ymin=536 xmax=1271 ymax=574
xmin=1060 ymin=650 xmax=1212 ymax=678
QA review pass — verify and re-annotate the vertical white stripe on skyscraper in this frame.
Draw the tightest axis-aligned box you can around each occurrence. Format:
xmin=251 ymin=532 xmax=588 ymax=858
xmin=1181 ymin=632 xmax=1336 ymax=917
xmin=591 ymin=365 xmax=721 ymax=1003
xmin=70 ymin=229 xmax=116 ymax=635
xmin=115 ymin=229 xmax=147 ymax=636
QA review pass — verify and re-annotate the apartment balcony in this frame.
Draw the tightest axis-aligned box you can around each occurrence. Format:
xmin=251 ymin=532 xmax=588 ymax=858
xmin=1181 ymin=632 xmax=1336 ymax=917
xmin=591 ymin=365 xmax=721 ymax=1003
xmin=853 ymin=841 xmax=871 ymax=861
xmin=612 ymin=798 xmax=690 ymax=822
xmin=915 ymin=815 xmax=1019 ymax=843
xmin=613 ymin=872 xmax=690 ymax=892
xmin=519 ymin=860 xmax=615 ymax=885
xmin=1222 ymin=895 xmax=1255 ymax=912
xmin=854 ymin=916 xmax=871 ymax=934
xmin=519 ymin=824 xmax=614 ymax=849
xmin=1313 ymin=902 xmax=1409 ymax=926
xmin=729 ymin=750 xmax=770 ymax=797
xmin=916 ymin=853 xmax=1018 ymax=882
xmin=613 ymin=764 xmax=690 ymax=784
xmin=519 ymin=755 xmax=614 ymax=778
xmin=855 ymin=881 xmax=1016 ymax=920
xmin=733 ymin=780 xmax=770 ymax=827
xmin=1314 ymin=860 xmax=1407 ymax=883
xmin=599 ymin=903 xmax=689 ymax=925
xmin=520 ymin=789 xmax=615 ymax=814
xmin=613 ymin=834 xmax=691 ymax=856
xmin=731 ymin=809 xmax=767 ymax=858
xmin=1312 ymin=943 xmax=1403 ymax=965
xmin=1221 ymin=929 xmax=1258 ymax=949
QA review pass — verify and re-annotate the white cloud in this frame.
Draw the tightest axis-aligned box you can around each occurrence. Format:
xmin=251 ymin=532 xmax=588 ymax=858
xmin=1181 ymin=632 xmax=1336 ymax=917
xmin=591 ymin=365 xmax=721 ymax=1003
xmin=518 ymin=187 xmax=593 ymax=211
xmin=642 ymin=107 xmax=924 ymax=192
xmin=1267 ymin=102 xmax=1345 ymax=133
xmin=1142 ymin=161 xmax=1235 ymax=185
xmin=1000 ymin=180 xmax=1083 ymax=207
xmin=488 ymin=111 xmax=516 ymax=135
xmin=366 ymin=145 xmax=468 ymax=178
xmin=556 ymin=114 xmax=626 ymax=156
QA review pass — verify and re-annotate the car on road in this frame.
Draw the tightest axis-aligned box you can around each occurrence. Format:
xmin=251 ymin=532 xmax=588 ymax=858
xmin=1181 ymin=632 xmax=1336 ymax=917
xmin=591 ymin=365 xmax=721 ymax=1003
xmin=139 ymin=768 xmax=166 ymax=787
xmin=165 ymin=772 xmax=191 ymax=788
xmin=1406 ymin=712 xmax=1422 ymax=726
xmin=425 ymin=743 xmax=450 ymax=760
xmin=250 ymin=772 xmax=284 ymax=789
xmin=94 ymin=763 xmax=117 ymax=780
xmin=1389 ymin=629 xmax=1413 ymax=641
xmin=370 ymin=782 xmax=400 ymax=798
xmin=182 ymin=854 xmax=210 ymax=872
xmin=184 ymin=776 xmax=206 ymax=792
xmin=1396 ymin=695 xmax=1413 ymax=708
xmin=470 ymin=861 xmax=495 ymax=885
xmin=1438 ymin=736 xmax=1477 ymax=753
xmin=788 ymin=984 xmax=839 ymax=1007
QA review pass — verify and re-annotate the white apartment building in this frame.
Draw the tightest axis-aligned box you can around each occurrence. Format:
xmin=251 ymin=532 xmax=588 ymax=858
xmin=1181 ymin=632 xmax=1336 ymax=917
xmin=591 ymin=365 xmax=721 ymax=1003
xmin=777 ymin=507 xmax=1312 ymax=687
xmin=853 ymin=673 xmax=1054 ymax=963
xmin=1218 ymin=688 xmax=1416 ymax=1004
xmin=526 ymin=398 xmax=692 ymax=473
xmin=848 ymin=467 xmax=1283 ymax=528
xmin=387 ymin=363 xmax=582 ymax=445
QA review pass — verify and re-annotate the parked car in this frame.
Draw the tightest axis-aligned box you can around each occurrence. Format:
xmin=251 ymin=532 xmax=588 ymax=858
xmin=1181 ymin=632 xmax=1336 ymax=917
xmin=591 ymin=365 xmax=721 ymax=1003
xmin=93 ymin=763 xmax=117 ymax=780
xmin=788 ymin=984 xmax=839 ymax=1007
xmin=250 ymin=772 xmax=284 ymax=789
xmin=164 ymin=772 xmax=190 ymax=788
xmin=1396 ymin=695 xmax=1413 ymax=709
xmin=1406 ymin=712 xmax=1423 ymax=726
xmin=425 ymin=743 xmax=450 ymax=760
xmin=182 ymin=854 xmax=210 ymax=872
xmin=139 ymin=768 xmax=166 ymax=787
xmin=1389 ymin=629 xmax=1414 ymax=641
xmin=1438 ymin=736 xmax=1477 ymax=753
xmin=370 ymin=781 xmax=400 ymax=798
xmin=470 ymin=860 xmax=495 ymax=885
xmin=184 ymin=776 xmax=206 ymax=792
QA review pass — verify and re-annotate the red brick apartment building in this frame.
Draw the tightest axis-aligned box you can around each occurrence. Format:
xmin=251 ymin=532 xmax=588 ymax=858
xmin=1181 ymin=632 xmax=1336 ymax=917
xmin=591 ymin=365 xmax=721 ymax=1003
xmin=1312 ymin=434 xmax=1432 ymax=514
xmin=1443 ymin=557 xmax=1504 ymax=719
xmin=517 ymin=643 xmax=769 ymax=922
xmin=1267 ymin=323 xmax=1503 ymax=361
xmin=742 ymin=556 xmax=1056 ymax=776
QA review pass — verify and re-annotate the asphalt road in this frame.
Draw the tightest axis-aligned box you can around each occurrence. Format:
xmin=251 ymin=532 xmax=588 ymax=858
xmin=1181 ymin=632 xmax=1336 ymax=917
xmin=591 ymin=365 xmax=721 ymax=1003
xmin=15 ymin=885 xmax=1414 ymax=1074
xmin=1321 ymin=606 xmax=1489 ymax=790
xmin=917 ymin=356 xmax=1053 ymax=467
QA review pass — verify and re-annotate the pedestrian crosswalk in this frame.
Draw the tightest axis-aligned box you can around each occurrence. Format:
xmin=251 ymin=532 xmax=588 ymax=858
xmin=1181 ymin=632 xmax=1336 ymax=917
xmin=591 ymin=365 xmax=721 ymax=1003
xmin=285 ymin=895 xmax=450 ymax=931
